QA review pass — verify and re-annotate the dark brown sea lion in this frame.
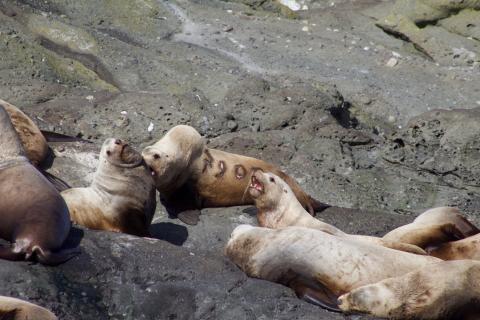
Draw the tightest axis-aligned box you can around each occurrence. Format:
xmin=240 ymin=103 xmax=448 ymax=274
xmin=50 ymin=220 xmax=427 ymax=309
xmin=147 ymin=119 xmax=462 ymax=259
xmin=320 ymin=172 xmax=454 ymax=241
xmin=61 ymin=138 xmax=156 ymax=236
xmin=247 ymin=170 xmax=426 ymax=254
xmin=339 ymin=260 xmax=480 ymax=319
xmin=0 ymin=296 xmax=57 ymax=320
xmin=225 ymin=225 xmax=440 ymax=311
xmin=142 ymin=125 xmax=329 ymax=225
xmin=0 ymin=105 xmax=78 ymax=265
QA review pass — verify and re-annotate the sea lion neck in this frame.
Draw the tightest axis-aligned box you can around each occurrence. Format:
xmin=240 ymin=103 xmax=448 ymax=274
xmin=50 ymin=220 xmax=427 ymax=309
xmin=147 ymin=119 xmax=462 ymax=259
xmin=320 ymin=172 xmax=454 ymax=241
xmin=0 ymin=105 xmax=26 ymax=162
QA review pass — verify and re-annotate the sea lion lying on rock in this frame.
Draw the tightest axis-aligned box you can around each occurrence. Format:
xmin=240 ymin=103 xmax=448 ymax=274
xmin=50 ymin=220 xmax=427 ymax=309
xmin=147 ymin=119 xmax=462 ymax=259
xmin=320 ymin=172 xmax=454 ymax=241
xmin=0 ymin=296 xmax=57 ymax=320
xmin=0 ymin=105 xmax=79 ymax=265
xmin=142 ymin=125 xmax=329 ymax=225
xmin=383 ymin=206 xmax=479 ymax=249
xmin=339 ymin=260 xmax=480 ymax=319
xmin=225 ymin=225 xmax=440 ymax=311
xmin=61 ymin=138 xmax=156 ymax=236
xmin=248 ymin=170 xmax=426 ymax=254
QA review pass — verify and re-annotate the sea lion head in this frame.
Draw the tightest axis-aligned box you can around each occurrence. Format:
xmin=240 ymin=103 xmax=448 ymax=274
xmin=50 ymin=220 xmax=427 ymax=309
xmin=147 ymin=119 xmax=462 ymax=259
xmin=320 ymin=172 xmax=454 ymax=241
xmin=141 ymin=144 xmax=177 ymax=188
xmin=225 ymin=224 xmax=265 ymax=276
xmin=0 ymin=104 xmax=26 ymax=162
xmin=100 ymin=138 xmax=143 ymax=168
xmin=248 ymin=170 xmax=293 ymax=211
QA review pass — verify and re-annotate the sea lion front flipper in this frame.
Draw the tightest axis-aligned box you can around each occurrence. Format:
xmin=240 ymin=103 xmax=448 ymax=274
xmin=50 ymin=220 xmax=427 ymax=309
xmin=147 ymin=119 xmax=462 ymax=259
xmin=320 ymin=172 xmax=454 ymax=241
xmin=288 ymin=276 xmax=341 ymax=312
xmin=177 ymin=210 xmax=201 ymax=226
xmin=34 ymin=247 xmax=80 ymax=266
xmin=40 ymin=130 xmax=91 ymax=143
xmin=0 ymin=247 xmax=24 ymax=261
xmin=309 ymin=196 xmax=331 ymax=215
xmin=40 ymin=170 xmax=71 ymax=192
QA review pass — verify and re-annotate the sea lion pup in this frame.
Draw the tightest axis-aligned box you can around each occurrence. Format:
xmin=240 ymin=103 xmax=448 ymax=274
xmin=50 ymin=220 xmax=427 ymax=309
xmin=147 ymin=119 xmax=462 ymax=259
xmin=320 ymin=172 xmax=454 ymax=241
xmin=0 ymin=105 xmax=78 ymax=265
xmin=61 ymin=138 xmax=156 ymax=236
xmin=225 ymin=225 xmax=440 ymax=311
xmin=142 ymin=125 xmax=330 ymax=225
xmin=248 ymin=170 xmax=425 ymax=254
xmin=338 ymin=260 xmax=480 ymax=319
xmin=427 ymin=233 xmax=480 ymax=261
xmin=383 ymin=207 xmax=479 ymax=249
xmin=0 ymin=296 xmax=57 ymax=320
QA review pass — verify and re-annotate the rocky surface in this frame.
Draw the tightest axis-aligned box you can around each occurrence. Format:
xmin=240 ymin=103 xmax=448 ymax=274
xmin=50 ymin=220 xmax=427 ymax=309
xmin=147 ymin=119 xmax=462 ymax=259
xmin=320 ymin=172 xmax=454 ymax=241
xmin=0 ymin=0 xmax=480 ymax=319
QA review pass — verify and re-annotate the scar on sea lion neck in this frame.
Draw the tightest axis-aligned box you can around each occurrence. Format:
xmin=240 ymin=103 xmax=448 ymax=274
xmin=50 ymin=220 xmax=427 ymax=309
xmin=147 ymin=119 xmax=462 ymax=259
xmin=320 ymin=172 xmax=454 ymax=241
xmin=215 ymin=160 xmax=226 ymax=178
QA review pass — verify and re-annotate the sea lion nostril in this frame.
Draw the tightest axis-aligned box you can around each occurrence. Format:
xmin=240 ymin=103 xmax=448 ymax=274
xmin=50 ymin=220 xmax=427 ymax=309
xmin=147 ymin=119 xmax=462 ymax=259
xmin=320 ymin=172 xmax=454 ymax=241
xmin=153 ymin=153 xmax=160 ymax=160
xmin=106 ymin=150 xmax=111 ymax=156
xmin=114 ymin=139 xmax=122 ymax=145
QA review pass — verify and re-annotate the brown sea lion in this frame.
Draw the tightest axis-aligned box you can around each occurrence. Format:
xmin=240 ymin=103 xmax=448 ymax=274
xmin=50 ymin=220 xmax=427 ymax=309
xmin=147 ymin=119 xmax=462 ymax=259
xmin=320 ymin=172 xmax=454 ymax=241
xmin=383 ymin=207 xmax=479 ymax=249
xmin=0 ymin=105 xmax=78 ymax=265
xmin=248 ymin=170 xmax=426 ymax=254
xmin=142 ymin=125 xmax=329 ymax=225
xmin=0 ymin=296 xmax=57 ymax=320
xmin=338 ymin=260 xmax=480 ymax=319
xmin=225 ymin=225 xmax=440 ymax=311
xmin=61 ymin=138 xmax=156 ymax=236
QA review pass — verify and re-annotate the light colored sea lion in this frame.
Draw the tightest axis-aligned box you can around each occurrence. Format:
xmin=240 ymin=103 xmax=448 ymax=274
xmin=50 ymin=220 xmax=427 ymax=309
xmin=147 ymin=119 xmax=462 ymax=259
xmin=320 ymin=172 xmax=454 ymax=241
xmin=0 ymin=105 xmax=78 ymax=265
xmin=428 ymin=233 xmax=480 ymax=261
xmin=142 ymin=125 xmax=330 ymax=225
xmin=338 ymin=260 xmax=480 ymax=319
xmin=225 ymin=225 xmax=440 ymax=311
xmin=0 ymin=296 xmax=57 ymax=320
xmin=248 ymin=170 xmax=426 ymax=254
xmin=61 ymin=138 xmax=156 ymax=236
xmin=383 ymin=206 xmax=479 ymax=249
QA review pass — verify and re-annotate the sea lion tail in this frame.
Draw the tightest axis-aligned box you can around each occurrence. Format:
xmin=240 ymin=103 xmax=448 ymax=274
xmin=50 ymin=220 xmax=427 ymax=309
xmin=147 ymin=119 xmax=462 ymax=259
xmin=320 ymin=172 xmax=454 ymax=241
xmin=34 ymin=246 xmax=81 ymax=266
xmin=309 ymin=196 xmax=331 ymax=214
xmin=40 ymin=130 xmax=92 ymax=143
xmin=40 ymin=170 xmax=71 ymax=192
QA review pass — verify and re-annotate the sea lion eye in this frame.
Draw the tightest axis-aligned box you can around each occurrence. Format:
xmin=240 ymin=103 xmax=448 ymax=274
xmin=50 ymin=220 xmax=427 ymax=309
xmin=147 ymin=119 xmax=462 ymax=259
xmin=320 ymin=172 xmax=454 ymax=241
xmin=106 ymin=150 xmax=111 ymax=156
xmin=153 ymin=154 xmax=160 ymax=160
xmin=269 ymin=177 xmax=275 ymax=183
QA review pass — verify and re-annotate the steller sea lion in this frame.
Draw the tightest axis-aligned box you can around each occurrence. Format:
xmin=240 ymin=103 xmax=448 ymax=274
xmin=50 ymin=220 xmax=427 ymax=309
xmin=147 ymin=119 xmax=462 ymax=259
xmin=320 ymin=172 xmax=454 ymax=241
xmin=225 ymin=225 xmax=440 ymax=311
xmin=0 ymin=296 xmax=57 ymax=320
xmin=142 ymin=125 xmax=329 ymax=225
xmin=428 ymin=233 xmax=480 ymax=261
xmin=61 ymin=138 xmax=157 ymax=236
xmin=0 ymin=105 xmax=79 ymax=265
xmin=247 ymin=170 xmax=426 ymax=254
xmin=383 ymin=206 xmax=479 ymax=249
xmin=338 ymin=260 xmax=480 ymax=319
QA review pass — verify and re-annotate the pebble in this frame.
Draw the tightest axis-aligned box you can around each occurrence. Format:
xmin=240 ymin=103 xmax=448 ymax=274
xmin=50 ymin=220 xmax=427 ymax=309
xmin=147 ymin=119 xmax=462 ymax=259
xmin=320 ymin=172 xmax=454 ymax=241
xmin=227 ymin=120 xmax=238 ymax=132
xmin=223 ymin=26 xmax=234 ymax=32
xmin=115 ymin=115 xmax=129 ymax=128
xmin=302 ymin=26 xmax=309 ymax=32
xmin=386 ymin=57 xmax=398 ymax=67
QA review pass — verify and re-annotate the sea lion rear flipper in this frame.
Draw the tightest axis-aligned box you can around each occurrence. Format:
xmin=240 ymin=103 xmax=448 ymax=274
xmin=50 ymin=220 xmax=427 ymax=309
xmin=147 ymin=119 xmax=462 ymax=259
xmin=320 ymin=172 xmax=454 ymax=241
xmin=177 ymin=210 xmax=201 ymax=226
xmin=40 ymin=130 xmax=91 ymax=143
xmin=289 ymin=277 xmax=341 ymax=312
xmin=40 ymin=170 xmax=71 ymax=192
xmin=35 ymin=247 xmax=80 ymax=266
xmin=309 ymin=196 xmax=331 ymax=215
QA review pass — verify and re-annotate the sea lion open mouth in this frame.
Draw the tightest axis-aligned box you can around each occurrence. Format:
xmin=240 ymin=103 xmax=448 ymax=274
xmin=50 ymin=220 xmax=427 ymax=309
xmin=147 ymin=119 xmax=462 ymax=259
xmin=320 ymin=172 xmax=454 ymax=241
xmin=250 ymin=174 xmax=264 ymax=193
xmin=148 ymin=165 xmax=156 ymax=176
xmin=118 ymin=144 xmax=143 ymax=167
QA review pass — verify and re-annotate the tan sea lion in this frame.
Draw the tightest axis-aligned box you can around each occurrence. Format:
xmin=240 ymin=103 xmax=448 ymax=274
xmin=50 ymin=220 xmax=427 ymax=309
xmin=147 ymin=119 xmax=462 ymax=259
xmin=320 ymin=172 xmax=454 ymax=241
xmin=383 ymin=206 xmax=479 ymax=249
xmin=225 ymin=225 xmax=440 ymax=311
xmin=0 ymin=296 xmax=57 ymax=320
xmin=428 ymin=233 xmax=480 ymax=261
xmin=0 ymin=105 xmax=78 ymax=265
xmin=142 ymin=125 xmax=329 ymax=225
xmin=338 ymin=260 xmax=480 ymax=319
xmin=248 ymin=170 xmax=426 ymax=254
xmin=61 ymin=138 xmax=156 ymax=236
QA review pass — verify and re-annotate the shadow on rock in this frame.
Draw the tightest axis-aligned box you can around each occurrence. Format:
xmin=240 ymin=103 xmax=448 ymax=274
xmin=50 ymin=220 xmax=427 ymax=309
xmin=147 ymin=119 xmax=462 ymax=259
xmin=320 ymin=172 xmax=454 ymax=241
xmin=149 ymin=222 xmax=189 ymax=246
xmin=242 ymin=207 xmax=258 ymax=217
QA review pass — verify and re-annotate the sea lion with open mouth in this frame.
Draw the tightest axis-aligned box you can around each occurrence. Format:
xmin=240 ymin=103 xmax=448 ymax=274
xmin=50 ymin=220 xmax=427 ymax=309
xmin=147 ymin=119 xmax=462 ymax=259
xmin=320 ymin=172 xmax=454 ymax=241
xmin=142 ymin=125 xmax=329 ymax=225
xmin=61 ymin=138 xmax=156 ymax=236
xmin=0 ymin=105 xmax=79 ymax=265
xmin=338 ymin=260 xmax=480 ymax=319
xmin=248 ymin=170 xmax=426 ymax=254
xmin=225 ymin=225 xmax=440 ymax=311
